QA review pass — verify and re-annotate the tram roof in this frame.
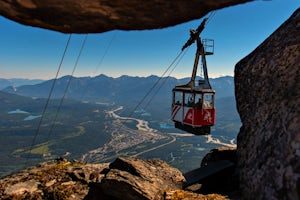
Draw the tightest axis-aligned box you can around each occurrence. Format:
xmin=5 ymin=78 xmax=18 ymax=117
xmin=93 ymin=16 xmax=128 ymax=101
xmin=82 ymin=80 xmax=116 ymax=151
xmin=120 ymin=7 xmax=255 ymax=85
xmin=172 ymin=86 xmax=215 ymax=93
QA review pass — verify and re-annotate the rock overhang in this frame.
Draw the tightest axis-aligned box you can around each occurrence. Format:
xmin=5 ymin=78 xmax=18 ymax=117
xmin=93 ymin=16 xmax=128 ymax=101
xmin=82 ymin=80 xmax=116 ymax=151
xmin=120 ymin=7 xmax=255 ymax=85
xmin=0 ymin=0 xmax=252 ymax=33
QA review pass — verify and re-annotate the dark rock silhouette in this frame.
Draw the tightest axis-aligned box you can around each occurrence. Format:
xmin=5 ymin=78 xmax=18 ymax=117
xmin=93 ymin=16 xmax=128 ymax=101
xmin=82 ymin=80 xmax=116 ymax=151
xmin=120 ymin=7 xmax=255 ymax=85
xmin=235 ymin=8 xmax=300 ymax=200
xmin=0 ymin=0 xmax=251 ymax=33
xmin=199 ymin=146 xmax=238 ymax=195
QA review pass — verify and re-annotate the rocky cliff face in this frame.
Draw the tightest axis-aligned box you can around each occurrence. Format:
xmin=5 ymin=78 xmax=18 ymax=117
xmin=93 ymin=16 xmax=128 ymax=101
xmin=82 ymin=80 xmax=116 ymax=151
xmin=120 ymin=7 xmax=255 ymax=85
xmin=235 ymin=8 xmax=300 ymax=200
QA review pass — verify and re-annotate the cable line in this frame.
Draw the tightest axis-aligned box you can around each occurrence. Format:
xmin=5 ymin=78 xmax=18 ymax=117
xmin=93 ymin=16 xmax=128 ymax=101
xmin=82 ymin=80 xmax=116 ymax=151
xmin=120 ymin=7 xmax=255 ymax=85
xmin=125 ymin=50 xmax=184 ymax=119
xmin=25 ymin=34 xmax=72 ymax=166
xmin=46 ymin=34 xmax=89 ymax=142
xmin=93 ymin=32 xmax=117 ymax=75
xmin=144 ymin=48 xmax=188 ymax=110
xmin=80 ymin=32 xmax=117 ymax=102
xmin=206 ymin=11 xmax=216 ymax=25
xmin=99 ymin=50 xmax=185 ymax=162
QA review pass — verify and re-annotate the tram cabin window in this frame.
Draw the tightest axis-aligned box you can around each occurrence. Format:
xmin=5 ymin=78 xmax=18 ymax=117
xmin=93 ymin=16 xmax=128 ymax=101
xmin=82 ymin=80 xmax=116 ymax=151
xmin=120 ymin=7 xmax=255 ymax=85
xmin=173 ymin=92 xmax=182 ymax=105
xmin=195 ymin=93 xmax=203 ymax=109
xmin=203 ymin=93 xmax=214 ymax=109
xmin=185 ymin=93 xmax=194 ymax=107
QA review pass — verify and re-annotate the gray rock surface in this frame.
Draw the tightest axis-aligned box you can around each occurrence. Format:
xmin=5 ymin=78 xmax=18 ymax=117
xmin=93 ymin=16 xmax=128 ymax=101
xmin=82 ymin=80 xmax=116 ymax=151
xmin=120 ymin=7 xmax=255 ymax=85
xmin=87 ymin=157 xmax=185 ymax=200
xmin=0 ymin=157 xmax=188 ymax=200
xmin=235 ymin=8 xmax=300 ymax=200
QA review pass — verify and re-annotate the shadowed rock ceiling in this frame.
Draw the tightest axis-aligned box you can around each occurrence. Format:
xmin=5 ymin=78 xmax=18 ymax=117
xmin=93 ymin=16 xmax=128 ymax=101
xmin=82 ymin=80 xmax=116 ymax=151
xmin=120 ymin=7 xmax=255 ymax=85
xmin=0 ymin=0 xmax=251 ymax=33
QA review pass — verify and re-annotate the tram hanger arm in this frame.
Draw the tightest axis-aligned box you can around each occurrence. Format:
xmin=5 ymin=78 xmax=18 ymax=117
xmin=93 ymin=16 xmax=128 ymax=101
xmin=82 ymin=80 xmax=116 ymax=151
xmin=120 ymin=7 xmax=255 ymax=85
xmin=181 ymin=18 xmax=208 ymax=51
xmin=178 ymin=17 xmax=212 ymax=89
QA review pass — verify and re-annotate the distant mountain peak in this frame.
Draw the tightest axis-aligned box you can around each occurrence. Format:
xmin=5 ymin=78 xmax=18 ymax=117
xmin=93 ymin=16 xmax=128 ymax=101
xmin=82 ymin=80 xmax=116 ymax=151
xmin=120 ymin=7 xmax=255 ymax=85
xmin=95 ymin=74 xmax=110 ymax=78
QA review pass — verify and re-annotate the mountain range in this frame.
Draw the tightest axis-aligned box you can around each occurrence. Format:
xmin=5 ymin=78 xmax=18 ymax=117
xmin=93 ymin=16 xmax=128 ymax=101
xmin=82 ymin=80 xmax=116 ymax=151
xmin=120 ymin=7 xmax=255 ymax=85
xmin=1 ymin=75 xmax=234 ymax=105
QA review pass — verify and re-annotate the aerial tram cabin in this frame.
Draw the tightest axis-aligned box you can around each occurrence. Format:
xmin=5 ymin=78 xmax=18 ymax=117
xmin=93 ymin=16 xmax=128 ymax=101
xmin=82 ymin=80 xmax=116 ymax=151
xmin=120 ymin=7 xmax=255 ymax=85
xmin=171 ymin=18 xmax=216 ymax=135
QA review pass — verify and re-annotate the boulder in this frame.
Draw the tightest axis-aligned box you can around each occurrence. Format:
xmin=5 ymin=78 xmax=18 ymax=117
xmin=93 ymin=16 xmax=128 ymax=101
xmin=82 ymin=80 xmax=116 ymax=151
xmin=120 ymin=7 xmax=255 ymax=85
xmin=235 ymin=8 xmax=300 ymax=200
xmin=86 ymin=157 xmax=185 ymax=200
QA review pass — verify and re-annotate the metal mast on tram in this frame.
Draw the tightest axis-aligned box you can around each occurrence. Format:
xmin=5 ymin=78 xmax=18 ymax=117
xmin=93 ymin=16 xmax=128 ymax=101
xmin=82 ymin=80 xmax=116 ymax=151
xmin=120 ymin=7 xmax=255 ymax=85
xmin=179 ymin=18 xmax=213 ymax=90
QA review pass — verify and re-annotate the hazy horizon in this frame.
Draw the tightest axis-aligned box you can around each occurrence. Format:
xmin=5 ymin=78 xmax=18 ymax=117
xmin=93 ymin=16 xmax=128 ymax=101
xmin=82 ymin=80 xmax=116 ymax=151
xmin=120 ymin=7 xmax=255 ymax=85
xmin=0 ymin=73 xmax=234 ymax=81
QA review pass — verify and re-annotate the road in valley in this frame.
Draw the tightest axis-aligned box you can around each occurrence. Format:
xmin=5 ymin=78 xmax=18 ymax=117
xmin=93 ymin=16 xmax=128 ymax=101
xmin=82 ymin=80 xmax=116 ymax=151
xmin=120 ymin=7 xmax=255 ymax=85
xmin=81 ymin=106 xmax=175 ymax=162
xmin=81 ymin=106 xmax=236 ymax=164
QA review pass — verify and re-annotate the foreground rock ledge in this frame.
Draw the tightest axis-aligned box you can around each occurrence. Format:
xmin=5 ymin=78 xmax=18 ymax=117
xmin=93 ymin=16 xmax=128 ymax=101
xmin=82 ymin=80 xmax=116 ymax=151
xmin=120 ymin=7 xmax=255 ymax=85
xmin=0 ymin=157 xmax=233 ymax=200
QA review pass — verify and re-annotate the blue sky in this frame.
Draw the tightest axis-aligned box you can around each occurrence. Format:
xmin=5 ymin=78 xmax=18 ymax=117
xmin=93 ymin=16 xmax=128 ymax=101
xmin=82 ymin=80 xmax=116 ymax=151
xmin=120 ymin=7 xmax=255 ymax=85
xmin=0 ymin=1 xmax=299 ymax=80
